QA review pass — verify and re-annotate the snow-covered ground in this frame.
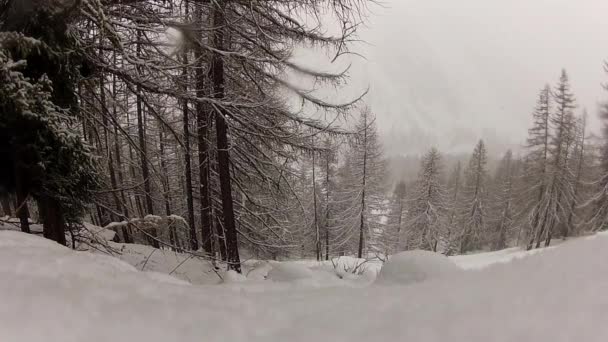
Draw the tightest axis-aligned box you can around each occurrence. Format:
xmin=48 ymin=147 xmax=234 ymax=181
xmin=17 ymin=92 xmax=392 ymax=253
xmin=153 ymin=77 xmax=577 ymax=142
xmin=1 ymin=229 xmax=607 ymax=342
xmin=450 ymin=245 xmax=551 ymax=270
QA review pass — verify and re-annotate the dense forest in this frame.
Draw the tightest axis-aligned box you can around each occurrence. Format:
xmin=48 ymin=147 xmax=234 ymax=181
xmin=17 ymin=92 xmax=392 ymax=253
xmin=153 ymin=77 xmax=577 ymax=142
xmin=1 ymin=0 xmax=608 ymax=275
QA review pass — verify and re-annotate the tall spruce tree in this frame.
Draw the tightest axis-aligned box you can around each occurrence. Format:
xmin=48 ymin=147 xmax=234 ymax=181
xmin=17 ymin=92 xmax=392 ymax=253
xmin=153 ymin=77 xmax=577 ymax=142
xmin=0 ymin=3 xmax=98 ymax=244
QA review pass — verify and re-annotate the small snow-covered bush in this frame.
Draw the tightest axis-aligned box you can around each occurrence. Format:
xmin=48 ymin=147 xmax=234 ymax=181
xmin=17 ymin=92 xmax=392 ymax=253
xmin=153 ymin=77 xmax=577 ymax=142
xmin=375 ymin=250 xmax=460 ymax=285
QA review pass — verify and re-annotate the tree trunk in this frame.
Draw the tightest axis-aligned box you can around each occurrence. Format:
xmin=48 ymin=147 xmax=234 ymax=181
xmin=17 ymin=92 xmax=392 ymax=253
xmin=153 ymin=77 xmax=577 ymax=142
xmin=324 ymin=153 xmax=330 ymax=261
xmin=14 ymin=157 xmax=30 ymax=233
xmin=125 ymin=95 xmax=145 ymax=219
xmin=40 ymin=196 xmax=66 ymax=246
xmin=358 ymin=114 xmax=368 ymax=259
xmin=111 ymin=63 xmax=133 ymax=243
xmin=159 ymin=125 xmax=172 ymax=217
xmin=312 ymin=141 xmax=320 ymax=261
xmin=100 ymin=72 xmax=124 ymax=242
xmin=179 ymin=0 xmax=199 ymax=252
xmin=0 ymin=192 xmax=12 ymax=217
xmin=215 ymin=209 xmax=227 ymax=261
xmin=211 ymin=0 xmax=241 ymax=272
xmin=195 ymin=0 xmax=214 ymax=255
xmin=136 ymin=32 xmax=159 ymax=248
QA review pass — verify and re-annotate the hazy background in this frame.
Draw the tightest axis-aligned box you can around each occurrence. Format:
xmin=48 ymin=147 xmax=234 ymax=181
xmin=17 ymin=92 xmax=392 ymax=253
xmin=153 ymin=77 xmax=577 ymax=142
xmin=340 ymin=0 xmax=608 ymax=157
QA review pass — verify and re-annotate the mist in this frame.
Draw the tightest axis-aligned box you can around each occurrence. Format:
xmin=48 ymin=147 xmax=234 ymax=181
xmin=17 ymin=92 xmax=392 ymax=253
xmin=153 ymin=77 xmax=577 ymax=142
xmin=345 ymin=0 xmax=608 ymax=156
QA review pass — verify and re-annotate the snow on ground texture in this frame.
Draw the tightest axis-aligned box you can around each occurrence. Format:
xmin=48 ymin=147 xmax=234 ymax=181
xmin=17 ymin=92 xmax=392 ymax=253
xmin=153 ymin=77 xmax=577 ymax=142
xmin=108 ymin=242 xmax=221 ymax=284
xmin=376 ymin=250 xmax=460 ymax=285
xmin=450 ymin=244 xmax=553 ymax=270
xmin=2 ymin=230 xmax=608 ymax=342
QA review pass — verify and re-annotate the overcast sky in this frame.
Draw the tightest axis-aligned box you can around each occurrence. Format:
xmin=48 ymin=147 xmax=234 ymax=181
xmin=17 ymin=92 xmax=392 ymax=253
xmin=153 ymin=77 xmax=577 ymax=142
xmin=341 ymin=0 xmax=608 ymax=156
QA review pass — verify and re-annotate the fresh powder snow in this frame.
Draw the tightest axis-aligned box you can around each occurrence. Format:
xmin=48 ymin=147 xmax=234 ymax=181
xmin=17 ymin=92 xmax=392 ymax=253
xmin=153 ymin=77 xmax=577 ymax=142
xmin=1 ymin=230 xmax=608 ymax=342
xmin=375 ymin=250 xmax=460 ymax=285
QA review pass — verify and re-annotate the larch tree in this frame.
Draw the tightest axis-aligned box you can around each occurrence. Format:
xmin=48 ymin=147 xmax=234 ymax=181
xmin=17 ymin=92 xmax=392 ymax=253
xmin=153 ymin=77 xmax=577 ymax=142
xmin=490 ymin=150 xmax=517 ymax=250
xmin=535 ymin=70 xmax=577 ymax=247
xmin=523 ymin=85 xmax=552 ymax=249
xmin=586 ymin=67 xmax=608 ymax=232
xmin=563 ymin=111 xmax=588 ymax=237
xmin=459 ymin=140 xmax=489 ymax=253
xmin=320 ymin=137 xmax=339 ymax=260
xmin=333 ymin=108 xmax=386 ymax=258
xmin=382 ymin=180 xmax=407 ymax=255
xmin=56 ymin=0 xmax=373 ymax=272
xmin=403 ymin=148 xmax=448 ymax=252
xmin=444 ymin=161 xmax=462 ymax=255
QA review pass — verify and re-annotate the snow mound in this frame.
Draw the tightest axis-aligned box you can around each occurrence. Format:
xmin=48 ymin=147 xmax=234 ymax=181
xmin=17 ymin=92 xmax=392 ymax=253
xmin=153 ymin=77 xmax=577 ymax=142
xmin=110 ymin=242 xmax=220 ymax=285
xmin=267 ymin=263 xmax=314 ymax=282
xmin=223 ymin=270 xmax=247 ymax=283
xmin=375 ymin=250 xmax=460 ymax=285
xmin=246 ymin=261 xmax=273 ymax=280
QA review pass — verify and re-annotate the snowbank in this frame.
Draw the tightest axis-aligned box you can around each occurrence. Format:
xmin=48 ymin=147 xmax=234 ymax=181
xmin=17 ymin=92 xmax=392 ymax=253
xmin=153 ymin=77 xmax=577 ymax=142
xmin=223 ymin=270 xmax=247 ymax=283
xmin=2 ymin=230 xmax=608 ymax=342
xmin=108 ymin=242 xmax=221 ymax=285
xmin=267 ymin=263 xmax=314 ymax=282
xmin=375 ymin=250 xmax=460 ymax=285
xmin=450 ymin=246 xmax=549 ymax=270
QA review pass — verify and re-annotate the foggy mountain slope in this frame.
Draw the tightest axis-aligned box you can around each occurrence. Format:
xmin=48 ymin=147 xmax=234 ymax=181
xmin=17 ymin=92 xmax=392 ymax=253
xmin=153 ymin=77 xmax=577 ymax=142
xmin=350 ymin=0 xmax=608 ymax=155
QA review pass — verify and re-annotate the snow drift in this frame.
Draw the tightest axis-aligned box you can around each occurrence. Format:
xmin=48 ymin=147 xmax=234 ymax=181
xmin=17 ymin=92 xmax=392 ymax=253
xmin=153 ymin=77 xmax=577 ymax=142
xmin=2 ymin=230 xmax=608 ymax=342
xmin=375 ymin=250 xmax=460 ymax=285
xmin=267 ymin=263 xmax=314 ymax=282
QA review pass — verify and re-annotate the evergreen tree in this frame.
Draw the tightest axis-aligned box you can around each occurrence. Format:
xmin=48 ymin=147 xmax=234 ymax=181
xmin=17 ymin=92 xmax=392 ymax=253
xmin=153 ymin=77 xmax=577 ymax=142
xmin=0 ymin=4 xmax=98 ymax=244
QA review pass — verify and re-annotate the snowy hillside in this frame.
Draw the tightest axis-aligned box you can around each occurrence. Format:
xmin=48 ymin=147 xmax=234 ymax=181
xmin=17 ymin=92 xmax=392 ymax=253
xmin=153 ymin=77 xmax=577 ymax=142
xmin=1 ymin=230 xmax=607 ymax=342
